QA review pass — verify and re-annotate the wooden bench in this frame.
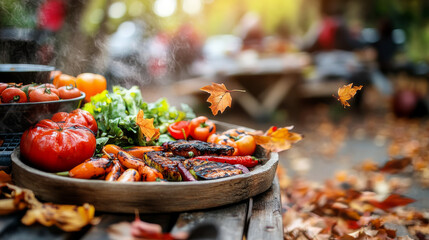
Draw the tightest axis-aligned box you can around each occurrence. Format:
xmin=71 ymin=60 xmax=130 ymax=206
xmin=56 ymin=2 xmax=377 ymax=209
xmin=0 ymin=177 xmax=283 ymax=240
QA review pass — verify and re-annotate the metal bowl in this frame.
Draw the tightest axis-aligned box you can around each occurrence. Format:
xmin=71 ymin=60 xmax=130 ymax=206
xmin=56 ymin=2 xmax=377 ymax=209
xmin=0 ymin=93 xmax=85 ymax=133
xmin=0 ymin=64 xmax=55 ymax=84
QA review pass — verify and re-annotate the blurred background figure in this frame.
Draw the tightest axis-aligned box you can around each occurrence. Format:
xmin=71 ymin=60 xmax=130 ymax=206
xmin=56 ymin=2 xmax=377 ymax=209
xmin=168 ymin=23 xmax=203 ymax=80
xmin=235 ymin=12 xmax=265 ymax=52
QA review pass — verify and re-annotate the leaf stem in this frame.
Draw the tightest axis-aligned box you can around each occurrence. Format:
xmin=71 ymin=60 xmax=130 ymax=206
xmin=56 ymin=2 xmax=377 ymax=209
xmin=228 ymin=89 xmax=246 ymax=93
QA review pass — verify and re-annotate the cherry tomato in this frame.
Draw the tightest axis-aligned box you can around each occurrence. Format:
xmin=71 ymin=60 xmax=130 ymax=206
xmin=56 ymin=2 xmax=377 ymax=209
xmin=189 ymin=116 xmax=216 ymax=141
xmin=29 ymin=87 xmax=59 ymax=102
xmin=76 ymin=73 xmax=107 ymax=102
xmin=168 ymin=121 xmax=190 ymax=139
xmin=20 ymin=83 xmax=37 ymax=96
xmin=0 ymin=87 xmax=27 ymax=103
xmin=20 ymin=119 xmax=96 ymax=172
xmin=51 ymin=109 xmax=98 ymax=134
xmin=50 ymin=70 xmax=62 ymax=82
xmin=53 ymin=73 xmax=77 ymax=88
xmin=58 ymin=85 xmax=82 ymax=99
xmin=207 ymin=129 xmax=256 ymax=156
xmin=38 ymin=83 xmax=56 ymax=89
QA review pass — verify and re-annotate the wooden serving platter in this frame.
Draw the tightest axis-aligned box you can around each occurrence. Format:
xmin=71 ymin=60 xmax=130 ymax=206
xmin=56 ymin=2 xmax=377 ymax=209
xmin=11 ymin=122 xmax=278 ymax=213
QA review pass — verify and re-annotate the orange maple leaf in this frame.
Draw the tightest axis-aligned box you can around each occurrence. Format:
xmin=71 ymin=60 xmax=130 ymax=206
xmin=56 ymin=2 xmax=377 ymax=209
xmin=200 ymin=83 xmax=245 ymax=116
xmin=333 ymin=83 xmax=363 ymax=108
xmin=250 ymin=126 xmax=302 ymax=153
xmin=136 ymin=110 xmax=160 ymax=141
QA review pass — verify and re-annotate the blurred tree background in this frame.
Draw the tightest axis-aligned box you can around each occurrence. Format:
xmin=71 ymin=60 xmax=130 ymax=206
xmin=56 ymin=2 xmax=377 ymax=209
xmin=1 ymin=0 xmax=429 ymax=73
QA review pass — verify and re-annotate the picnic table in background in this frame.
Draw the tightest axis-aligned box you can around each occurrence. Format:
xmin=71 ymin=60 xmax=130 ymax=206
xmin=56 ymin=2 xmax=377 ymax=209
xmin=190 ymin=52 xmax=310 ymax=120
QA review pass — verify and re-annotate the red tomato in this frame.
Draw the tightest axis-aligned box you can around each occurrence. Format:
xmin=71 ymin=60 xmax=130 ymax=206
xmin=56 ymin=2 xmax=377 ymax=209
xmin=20 ymin=119 xmax=96 ymax=172
xmin=58 ymin=85 xmax=82 ymax=99
xmin=168 ymin=121 xmax=190 ymax=139
xmin=189 ymin=116 xmax=216 ymax=141
xmin=51 ymin=109 xmax=98 ymax=134
xmin=0 ymin=83 xmax=8 ymax=95
xmin=0 ymin=87 xmax=27 ymax=103
xmin=38 ymin=83 xmax=56 ymax=89
xmin=29 ymin=87 xmax=59 ymax=102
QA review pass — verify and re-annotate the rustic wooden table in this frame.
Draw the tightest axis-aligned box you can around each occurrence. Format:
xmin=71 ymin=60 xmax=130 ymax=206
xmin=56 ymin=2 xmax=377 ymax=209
xmin=0 ymin=177 xmax=283 ymax=240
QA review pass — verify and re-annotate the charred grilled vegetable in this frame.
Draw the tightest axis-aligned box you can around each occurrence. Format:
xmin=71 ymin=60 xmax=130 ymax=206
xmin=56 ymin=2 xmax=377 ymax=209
xmin=192 ymin=161 xmax=243 ymax=180
xmin=144 ymin=151 xmax=182 ymax=181
xmin=163 ymin=140 xmax=234 ymax=157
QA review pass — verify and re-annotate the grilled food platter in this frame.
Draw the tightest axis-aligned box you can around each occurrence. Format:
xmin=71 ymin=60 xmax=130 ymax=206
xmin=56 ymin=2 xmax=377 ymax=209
xmin=11 ymin=121 xmax=278 ymax=213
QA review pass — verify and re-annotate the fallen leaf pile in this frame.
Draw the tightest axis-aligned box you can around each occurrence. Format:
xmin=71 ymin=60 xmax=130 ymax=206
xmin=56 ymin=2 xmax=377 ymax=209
xmin=0 ymin=175 xmax=97 ymax=232
xmin=279 ymin=105 xmax=429 ymax=239
xmin=277 ymin=164 xmax=428 ymax=240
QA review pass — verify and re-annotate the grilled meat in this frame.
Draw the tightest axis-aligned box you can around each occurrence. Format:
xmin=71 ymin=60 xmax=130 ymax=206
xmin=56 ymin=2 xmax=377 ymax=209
xmin=163 ymin=140 xmax=234 ymax=157
xmin=192 ymin=161 xmax=243 ymax=180
xmin=144 ymin=151 xmax=182 ymax=181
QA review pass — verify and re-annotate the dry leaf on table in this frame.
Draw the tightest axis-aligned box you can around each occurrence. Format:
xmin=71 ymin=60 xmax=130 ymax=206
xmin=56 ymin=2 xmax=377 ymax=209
xmin=200 ymin=82 xmax=244 ymax=116
xmin=333 ymin=83 xmax=363 ymax=108
xmin=0 ymin=183 xmax=97 ymax=232
xmin=250 ymin=126 xmax=302 ymax=153
xmin=0 ymin=171 xmax=11 ymax=183
xmin=108 ymin=212 xmax=188 ymax=240
xmin=136 ymin=110 xmax=160 ymax=141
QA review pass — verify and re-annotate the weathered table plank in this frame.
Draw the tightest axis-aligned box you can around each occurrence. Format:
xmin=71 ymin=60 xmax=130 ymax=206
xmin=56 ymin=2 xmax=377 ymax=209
xmin=247 ymin=177 xmax=283 ymax=240
xmin=170 ymin=200 xmax=249 ymax=240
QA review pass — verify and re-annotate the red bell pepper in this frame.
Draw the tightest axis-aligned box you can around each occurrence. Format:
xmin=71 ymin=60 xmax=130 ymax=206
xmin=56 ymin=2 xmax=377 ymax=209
xmin=168 ymin=121 xmax=190 ymax=140
xmin=190 ymin=155 xmax=260 ymax=168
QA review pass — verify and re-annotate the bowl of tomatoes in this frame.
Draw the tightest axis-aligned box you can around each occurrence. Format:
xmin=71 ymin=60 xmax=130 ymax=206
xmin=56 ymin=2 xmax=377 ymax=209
xmin=0 ymin=82 xmax=85 ymax=133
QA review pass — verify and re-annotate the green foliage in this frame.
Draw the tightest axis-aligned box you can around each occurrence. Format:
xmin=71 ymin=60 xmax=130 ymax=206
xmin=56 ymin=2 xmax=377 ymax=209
xmin=82 ymin=85 xmax=195 ymax=152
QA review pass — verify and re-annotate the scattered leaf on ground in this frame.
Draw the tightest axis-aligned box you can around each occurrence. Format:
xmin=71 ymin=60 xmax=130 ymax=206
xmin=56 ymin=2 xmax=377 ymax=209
xmin=379 ymin=157 xmax=412 ymax=174
xmin=368 ymin=194 xmax=415 ymax=211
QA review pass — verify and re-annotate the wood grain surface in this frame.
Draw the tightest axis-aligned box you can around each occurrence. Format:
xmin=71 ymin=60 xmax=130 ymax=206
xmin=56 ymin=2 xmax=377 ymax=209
xmin=11 ymin=121 xmax=278 ymax=213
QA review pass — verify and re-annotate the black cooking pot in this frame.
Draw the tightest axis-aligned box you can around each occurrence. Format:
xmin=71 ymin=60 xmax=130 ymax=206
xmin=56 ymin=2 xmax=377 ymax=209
xmin=0 ymin=93 xmax=85 ymax=133
xmin=0 ymin=64 xmax=55 ymax=84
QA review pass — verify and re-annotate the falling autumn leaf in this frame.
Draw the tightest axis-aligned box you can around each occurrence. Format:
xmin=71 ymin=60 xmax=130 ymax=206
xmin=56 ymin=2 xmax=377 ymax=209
xmin=200 ymin=82 xmax=245 ymax=115
xmin=333 ymin=83 xmax=363 ymax=108
xmin=136 ymin=110 xmax=160 ymax=141
xmin=250 ymin=126 xmax=302 ymax=153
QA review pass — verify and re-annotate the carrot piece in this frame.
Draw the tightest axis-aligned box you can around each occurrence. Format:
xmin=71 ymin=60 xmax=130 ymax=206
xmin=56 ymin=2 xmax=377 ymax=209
xmin=137 ymin=165 xmax=164 ymax=182
xmin=105 ymin=160 xmax=123 ymax=181
xmin=69 ymin=157 xmax=113 ymax=179
xmin=102 ymin=144 xmax=126 ymax=157
xmin=117 ymin=168 xmax=141 ymax=182
xmin=117 ymin=151 xmax=146 ymax=169
xmin=125 ymin=146 xmax=163 ymax=159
